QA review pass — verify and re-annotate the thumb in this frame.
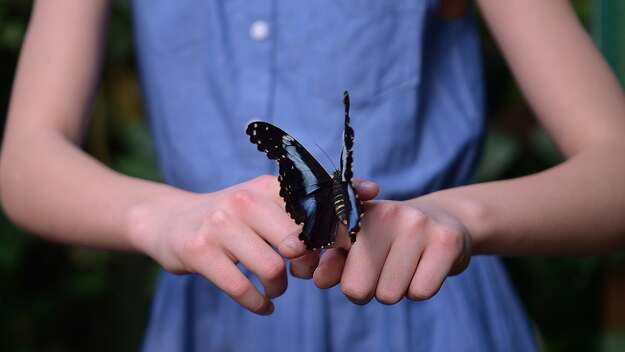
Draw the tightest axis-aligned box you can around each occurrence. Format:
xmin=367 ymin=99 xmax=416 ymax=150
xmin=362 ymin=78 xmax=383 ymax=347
xmin=351 ymin=179 xmax=379 ymax=201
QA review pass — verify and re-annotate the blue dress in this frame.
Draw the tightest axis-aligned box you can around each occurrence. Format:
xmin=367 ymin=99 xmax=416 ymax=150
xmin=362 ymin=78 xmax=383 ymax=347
xmin=131 ymin=1 xmax=537 ymax=350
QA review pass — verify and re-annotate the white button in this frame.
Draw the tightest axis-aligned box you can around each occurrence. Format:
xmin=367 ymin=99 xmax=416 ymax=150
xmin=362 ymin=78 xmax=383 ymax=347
xmin=250 ymin=20 xmax=270 ymax=41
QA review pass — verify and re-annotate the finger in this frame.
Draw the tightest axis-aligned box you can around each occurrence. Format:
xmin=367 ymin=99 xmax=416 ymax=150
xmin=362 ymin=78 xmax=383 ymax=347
xmin=407 ymin=245 xmax=456 ymax=301
xmin=375 ymin=233 xmax=425 ymax=305
xmin=351 ymin=179 xmax=379 ymax=201
xmin=222 ymin=223 xmax=288 ymax=299
xmin=229 ymin=189 xmax=305 ymax=258
xmin=313 ymin=248 xmax=347 ymax=289
xmin=340 ymin=225 xmax=392 ymax=304
xmin=289 ymin=251 xmax=320 ymax=279
xmin=246 ymin=202 xmax=304 ymax=257
xmin=193 ymin=250 xmax=274 ymax=315
xmin=332 ymin=201 xmax=377 ymax=252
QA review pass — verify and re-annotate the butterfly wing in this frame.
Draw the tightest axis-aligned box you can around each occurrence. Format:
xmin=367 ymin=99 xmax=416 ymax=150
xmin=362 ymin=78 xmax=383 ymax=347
xmin=337 ymin=91 xmax=364 ymax=241
xmin=246 ymin=121 xmax=336 ymax=249
xmin=299 ymin=186 xmax=338 ymax=250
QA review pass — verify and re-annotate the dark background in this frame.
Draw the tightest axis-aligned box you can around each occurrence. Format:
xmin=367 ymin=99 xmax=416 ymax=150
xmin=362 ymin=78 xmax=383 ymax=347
xmin=1 ymin=1 xmax=624 ymax=351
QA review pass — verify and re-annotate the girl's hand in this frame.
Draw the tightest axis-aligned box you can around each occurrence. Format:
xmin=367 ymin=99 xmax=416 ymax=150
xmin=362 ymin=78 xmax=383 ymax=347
xmin=287 ymin=179 xmax=381 ymax=279
xmin=127 ymin=176 xmax=304 ymax=315
xmin=126 ymin=175 xmax=379 ymax=315
xmin=311 ymin=199 xmax=472 ymax=305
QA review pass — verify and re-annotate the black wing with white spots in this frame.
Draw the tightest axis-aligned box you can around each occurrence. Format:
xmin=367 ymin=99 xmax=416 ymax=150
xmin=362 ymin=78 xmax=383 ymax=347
xmin=246 ymin=121 xmax=335 ymax=249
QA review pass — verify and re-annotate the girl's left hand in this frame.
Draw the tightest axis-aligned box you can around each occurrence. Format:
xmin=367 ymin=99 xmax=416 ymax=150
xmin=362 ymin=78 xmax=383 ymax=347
xmin=309 ymin=199 xmax=472 ymax=304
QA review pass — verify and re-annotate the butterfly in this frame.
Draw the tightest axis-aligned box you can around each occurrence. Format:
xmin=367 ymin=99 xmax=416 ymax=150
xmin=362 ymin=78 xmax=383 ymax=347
xmin=246 ymin=91 xmax=364 ymax=250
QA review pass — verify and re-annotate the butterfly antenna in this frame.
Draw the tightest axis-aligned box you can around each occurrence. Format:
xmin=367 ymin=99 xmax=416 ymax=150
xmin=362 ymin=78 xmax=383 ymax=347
xmin=342 ymin=91 xmax=354 ymax=153
xmin=314 ymin=142 xmax=337 ymax=170
xmin=343 ymin=91 xmax=350 ymax=125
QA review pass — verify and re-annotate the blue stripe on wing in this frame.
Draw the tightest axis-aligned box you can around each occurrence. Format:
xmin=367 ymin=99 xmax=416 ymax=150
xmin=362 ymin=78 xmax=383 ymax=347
xmin=246 ymin=121 xmax=336 ymax=249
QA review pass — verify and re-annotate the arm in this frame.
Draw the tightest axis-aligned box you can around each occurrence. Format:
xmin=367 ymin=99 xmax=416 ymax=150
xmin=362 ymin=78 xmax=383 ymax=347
xmin=0 ymin=0 xmax=382 ymax=314
xmin=0 ymin=0 xmax=134 ymax=248
xmin=312 ymin=0 xmax=625 ymax=305
xmin=426 ymin=0 xmax=625 ymax=255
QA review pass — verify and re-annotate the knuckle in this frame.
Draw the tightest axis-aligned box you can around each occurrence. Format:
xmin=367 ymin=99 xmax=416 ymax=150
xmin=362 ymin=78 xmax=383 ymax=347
xmin=341 ymin=281 xmax=371 ymax=302
xmin=261 ymin=257 xmax=286 ymax=280
xmin=181 ymin=231 xmax=215 ymax=257
xmin=206 ymin=209 xmax=230 ymax=227
xmin=433 ymin=226 xmax=463 ymax=252
xmin=229 ymin=190 xmax=255 ymax=209
xmin=407 ymin=285 xmax=437 ymax=301
xmin=403 ymin=209 xmax=428 ymax=230
xmin=376 ymin=287 xmax=402 ymax=305
xmin=228 ymin=278 xmax=254 ymax=300
xmin=379 ymin=203 xmax=402 ymax=222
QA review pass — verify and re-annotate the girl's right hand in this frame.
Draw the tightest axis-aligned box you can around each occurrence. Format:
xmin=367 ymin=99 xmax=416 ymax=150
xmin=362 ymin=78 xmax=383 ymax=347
xmin=126 ymin=175 xmax=305 ymax=315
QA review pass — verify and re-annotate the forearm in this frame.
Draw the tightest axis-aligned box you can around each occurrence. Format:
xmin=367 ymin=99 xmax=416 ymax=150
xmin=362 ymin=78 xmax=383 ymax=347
xmin=416 ymin=142 xmax=625 ymax=256
xmin=429 ymin=0 xmax=625 ymax=256
xmin=0 ymin=0 xmax=190 ymax=251
xmin=0 ymin=129 xmax=190 ymax=251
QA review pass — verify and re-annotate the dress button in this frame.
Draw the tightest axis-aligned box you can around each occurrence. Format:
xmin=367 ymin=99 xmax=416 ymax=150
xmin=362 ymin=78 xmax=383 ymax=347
xmin=249 ymin=20 xmax=270 ymax=41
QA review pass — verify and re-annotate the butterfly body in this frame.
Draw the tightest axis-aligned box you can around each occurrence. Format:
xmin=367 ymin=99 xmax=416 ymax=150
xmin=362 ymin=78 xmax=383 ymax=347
xmin=246 ymin=92 xmax=363 ymax=250
xmin=331 ymin=170 xmax=361 ymax=243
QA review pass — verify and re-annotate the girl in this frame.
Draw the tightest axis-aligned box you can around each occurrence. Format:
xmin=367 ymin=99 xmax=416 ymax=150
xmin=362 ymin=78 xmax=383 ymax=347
xmin=2 ymin=0 xmax=625 ymax=350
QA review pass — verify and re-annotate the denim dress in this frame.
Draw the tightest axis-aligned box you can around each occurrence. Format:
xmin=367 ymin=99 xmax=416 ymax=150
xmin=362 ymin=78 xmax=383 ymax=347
xmin=131 ymin=1 xmax=537 ymax=350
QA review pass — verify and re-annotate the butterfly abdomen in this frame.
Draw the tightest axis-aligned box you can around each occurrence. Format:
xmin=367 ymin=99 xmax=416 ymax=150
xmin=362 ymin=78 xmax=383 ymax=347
xmin=332 ymin=170 xmax=364 ymax=243
xmin=331 ymin=170 xmax=354 ymax=234
xmin=332 ymin=181 xmax=348 ymax=222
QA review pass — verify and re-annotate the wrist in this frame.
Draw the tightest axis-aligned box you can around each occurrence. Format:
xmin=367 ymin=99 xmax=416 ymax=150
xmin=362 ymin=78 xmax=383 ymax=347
xmin=123 ymin=184 xmax=196 ymax=256
xmin=411 ymin=190 xmax=494 ymax=255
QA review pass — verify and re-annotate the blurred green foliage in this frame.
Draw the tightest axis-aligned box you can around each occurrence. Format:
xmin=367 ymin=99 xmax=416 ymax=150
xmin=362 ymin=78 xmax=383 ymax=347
xmin=593 ymin=1 xmax=625 ymax=86
xmin=0 ymin=1 xmax=623 ymax=351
